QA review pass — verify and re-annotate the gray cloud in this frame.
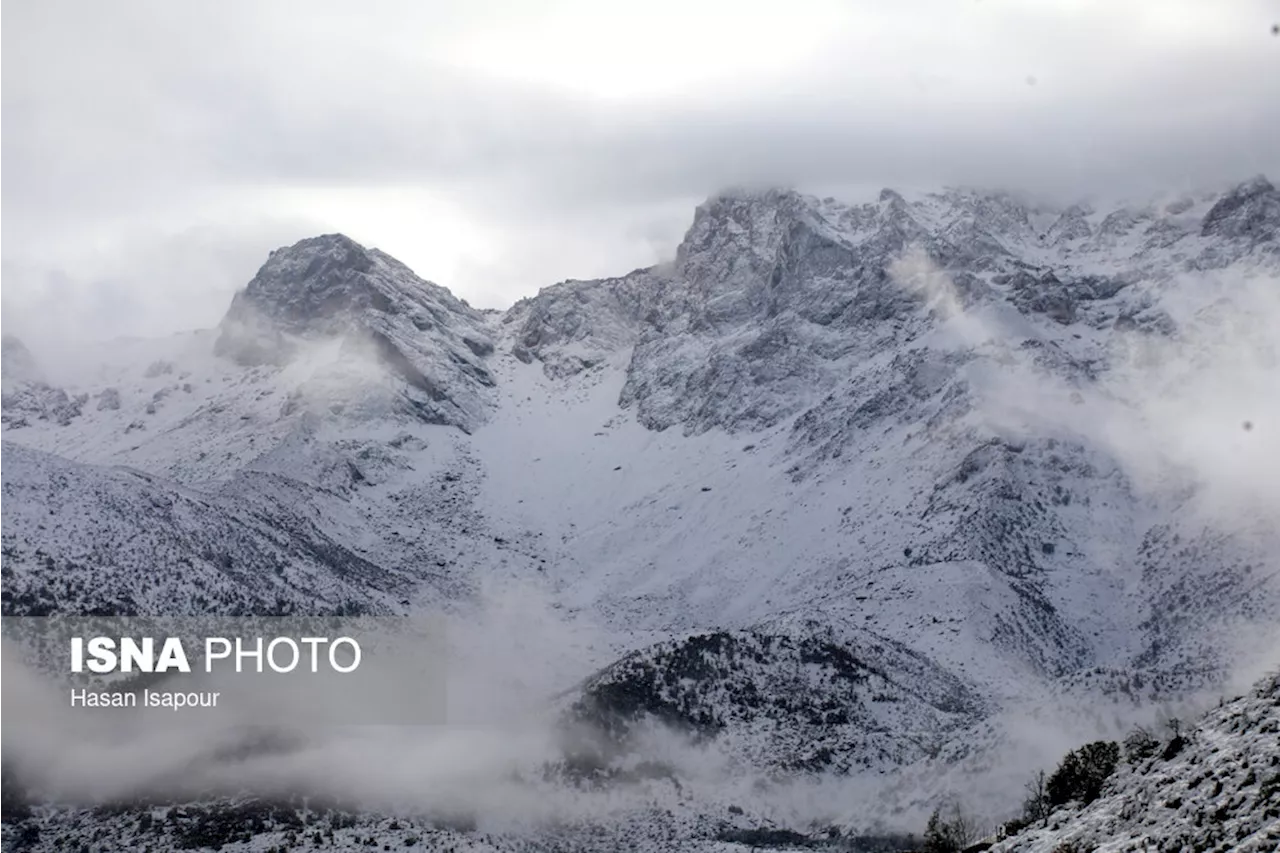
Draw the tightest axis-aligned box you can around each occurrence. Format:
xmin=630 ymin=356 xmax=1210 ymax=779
xmin=4 ymin=0 xmax=1278 ymax=344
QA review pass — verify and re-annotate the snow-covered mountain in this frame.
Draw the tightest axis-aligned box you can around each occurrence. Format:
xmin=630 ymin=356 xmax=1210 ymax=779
xmin=2 ymin=176 xmax=1278 ymax=851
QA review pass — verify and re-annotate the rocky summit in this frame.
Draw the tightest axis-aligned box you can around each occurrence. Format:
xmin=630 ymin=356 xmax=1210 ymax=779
xmin=2 ymin=177 xmax=1278 ymax=851
xmin=216 ymin=233 xmax=497 ymax=431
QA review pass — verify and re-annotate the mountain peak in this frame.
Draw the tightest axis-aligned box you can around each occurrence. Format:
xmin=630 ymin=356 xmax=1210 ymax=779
xmin=272 ymin=231 xmax=364 ymax=252
xmin=674 ymin=188 xmax=814 ymax=283
xmin=1202 ymin=173 xmax=1279 ymax=240
xmin=217 ymin=234 xmax=435 ymax=343
xmin=260 ymin=233 xmax=375 ymax=283
xmin=878 ymin=187 xmax=907 ymax=205
xmin=213 ymin=237 xmax=497 ymax=430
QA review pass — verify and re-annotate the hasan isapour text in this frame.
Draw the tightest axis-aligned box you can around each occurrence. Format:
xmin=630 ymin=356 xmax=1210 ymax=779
xmin=71 ymin=687 xmax=223 ymax=710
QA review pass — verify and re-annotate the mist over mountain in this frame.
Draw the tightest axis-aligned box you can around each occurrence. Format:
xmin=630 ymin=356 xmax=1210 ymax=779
xmin=2 ymin=177 xmax=1278 ymax=851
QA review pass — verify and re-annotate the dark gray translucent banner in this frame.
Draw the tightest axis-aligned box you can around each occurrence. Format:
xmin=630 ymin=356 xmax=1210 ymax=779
xmin=1 ymin=615 xmax=448 ymax=726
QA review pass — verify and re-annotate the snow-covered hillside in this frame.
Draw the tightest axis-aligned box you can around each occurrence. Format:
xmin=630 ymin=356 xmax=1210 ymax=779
xmin=992 ymin=672 xmax=1280 ymax=853
xmin=0 ymin=440 xmax=405 ymax=617
xmin=2 ymin=176 xmax=1278 ymax=851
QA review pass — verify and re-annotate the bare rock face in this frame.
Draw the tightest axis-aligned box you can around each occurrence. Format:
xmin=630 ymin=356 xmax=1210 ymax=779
xmin=501 ymin=267 xmax=669 ymax=378
xmin=214 ymin=234 xmax=496 ymax=431
xmin=510 ymin=187 xmax=1000 ymax=435
xmin=613 ymin=190 xmax=943 ymax=434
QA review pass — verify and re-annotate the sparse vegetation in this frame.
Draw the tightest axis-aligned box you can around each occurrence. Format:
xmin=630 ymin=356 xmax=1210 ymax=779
xmin=1022 ymin=768 xmax=1051 ymax=828
xmin=922 ymin=802 xmax=978 ymax=852
xmin=1046 ymin=740 xmax=1120 ymax=807
xmin=1123 ymin=725 xmax=1159 ymax=764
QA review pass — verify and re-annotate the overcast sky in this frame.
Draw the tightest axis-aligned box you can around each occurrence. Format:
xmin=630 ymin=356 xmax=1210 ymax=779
xmin=3 ymin=0 xmax=1278 ymax=344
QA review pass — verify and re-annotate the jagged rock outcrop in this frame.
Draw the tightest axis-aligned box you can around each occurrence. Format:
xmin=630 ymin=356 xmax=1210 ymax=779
xmin=502 ymin=268 xmax=669 ymax=377
xmin=215 ymin=234 xmax=497 ymax=431
xmin=616 ymin=189 xmax=936 ymax=434
xmin=0 ymin=337 xmax=84 ymax=428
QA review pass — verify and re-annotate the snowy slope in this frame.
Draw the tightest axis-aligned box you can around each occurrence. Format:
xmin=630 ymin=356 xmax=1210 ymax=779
xmin=0 ymin=439 xmax=408 ymax=617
